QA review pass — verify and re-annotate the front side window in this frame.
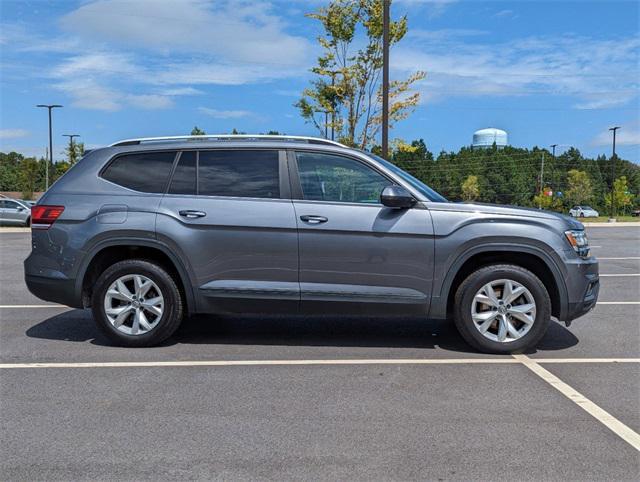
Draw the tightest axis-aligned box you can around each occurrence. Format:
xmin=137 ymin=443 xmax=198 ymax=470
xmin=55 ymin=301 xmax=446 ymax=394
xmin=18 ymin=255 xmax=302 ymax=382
xmin=198 ymin=150 xmax=280 ymax=198
xmin=295 ymin=152 xmax=390 ymax=204
xmin=102 ymin=151 xmax=177 ymax=193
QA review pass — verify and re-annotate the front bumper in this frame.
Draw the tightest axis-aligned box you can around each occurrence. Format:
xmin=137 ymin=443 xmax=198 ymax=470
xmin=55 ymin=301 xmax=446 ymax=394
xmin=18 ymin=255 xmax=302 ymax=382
xmin=561 ymin=254 xmax=599 ymax=322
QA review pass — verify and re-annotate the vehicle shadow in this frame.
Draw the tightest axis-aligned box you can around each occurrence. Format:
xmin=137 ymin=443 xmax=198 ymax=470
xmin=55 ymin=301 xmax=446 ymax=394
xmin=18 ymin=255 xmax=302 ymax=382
xmin=25 ymin=309 xmax=579 ymax=354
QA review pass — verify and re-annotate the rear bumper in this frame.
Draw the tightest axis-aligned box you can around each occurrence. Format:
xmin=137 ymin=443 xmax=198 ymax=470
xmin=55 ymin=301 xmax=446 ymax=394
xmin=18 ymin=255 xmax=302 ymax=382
xmin=24 ymin=274 xmax=82 ymax=308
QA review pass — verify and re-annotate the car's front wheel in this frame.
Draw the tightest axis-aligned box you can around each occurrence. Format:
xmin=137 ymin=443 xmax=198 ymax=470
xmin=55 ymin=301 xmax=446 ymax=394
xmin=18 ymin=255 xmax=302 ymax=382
xmin=91 ymin=259 xmax=184 ymax=347
xmin=453 ymin=264 xmax=551 ymax=354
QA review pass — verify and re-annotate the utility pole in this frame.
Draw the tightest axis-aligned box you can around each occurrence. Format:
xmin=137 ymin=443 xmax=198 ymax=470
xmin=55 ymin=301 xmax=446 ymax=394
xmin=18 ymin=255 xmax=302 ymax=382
xmin=381 ymin=0 xmax=390 ymax=159
xmin=36 ymin=104 xmax=63 ymax=191
xmin=609 ymin=126 xmax=620 ymax=221
xmin=63 ymin=134 xmax=81 ymax=165
xmin=550 ymin=144 xmax=557 ymax=158
xmin=538 ymin=151 xmax=545 ymax=209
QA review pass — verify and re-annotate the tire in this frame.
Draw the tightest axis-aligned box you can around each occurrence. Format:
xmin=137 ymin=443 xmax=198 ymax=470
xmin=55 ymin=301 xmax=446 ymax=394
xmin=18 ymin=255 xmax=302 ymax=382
xmin=579 ymin=213 xmax=585 ymax=218
xmin=91 ymin=259 xmax=184 ymax=347
xmin=24 ymin=216 xmax=31 ymax=227
xmin=453 ymin=264 xmax=551 ymax=354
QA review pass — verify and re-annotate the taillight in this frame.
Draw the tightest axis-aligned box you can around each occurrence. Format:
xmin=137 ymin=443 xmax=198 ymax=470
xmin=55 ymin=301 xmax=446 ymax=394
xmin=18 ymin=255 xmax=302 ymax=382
xmin=31 ymin=205 xmax=65 ymax=229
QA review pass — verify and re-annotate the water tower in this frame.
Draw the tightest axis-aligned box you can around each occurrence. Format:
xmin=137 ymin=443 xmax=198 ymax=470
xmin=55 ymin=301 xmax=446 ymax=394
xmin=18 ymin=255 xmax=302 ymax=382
xmin=472 ymin=128 xmax=508 ymax=149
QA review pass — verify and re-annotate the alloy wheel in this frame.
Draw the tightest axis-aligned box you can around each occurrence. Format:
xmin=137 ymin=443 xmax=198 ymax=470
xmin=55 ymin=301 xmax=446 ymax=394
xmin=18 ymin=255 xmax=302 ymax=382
xmin=471 ymin=279 xmax=536 ymax=343
xmin=103 ymin=274 xmax=164 ymax=335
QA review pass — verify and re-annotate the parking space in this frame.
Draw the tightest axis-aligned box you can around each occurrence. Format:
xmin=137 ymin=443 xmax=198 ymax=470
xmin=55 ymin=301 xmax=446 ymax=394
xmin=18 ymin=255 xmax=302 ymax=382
xmin=1 ymin=226 xmax=639 ymax=479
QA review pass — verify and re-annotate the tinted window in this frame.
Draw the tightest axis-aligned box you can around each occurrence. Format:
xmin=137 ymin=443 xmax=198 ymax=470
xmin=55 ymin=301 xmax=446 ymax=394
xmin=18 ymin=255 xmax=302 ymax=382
xmin=102 ymin=151 xmax=177 ymax=193
xmin=3 ymin=200 xmax=20 ymax=209
xmin=365 ymin=152 xmax=448 ymax=202
xmin=198 ymin=150 xmax=279 ymax=198
xmin=169 ymin=151 xmax=197 ymax=195
xmin=296 ymin=152 xmax=390 ymax=204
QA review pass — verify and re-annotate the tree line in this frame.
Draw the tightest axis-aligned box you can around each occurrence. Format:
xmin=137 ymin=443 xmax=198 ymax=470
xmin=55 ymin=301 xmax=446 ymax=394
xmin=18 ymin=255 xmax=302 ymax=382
xmin=382 ymin=139 xmax=638 ymax=214
xmin=1 ymin=134 xmax=637 ymax=216
xmin=0 ymin=141 xmax=84 ymax=199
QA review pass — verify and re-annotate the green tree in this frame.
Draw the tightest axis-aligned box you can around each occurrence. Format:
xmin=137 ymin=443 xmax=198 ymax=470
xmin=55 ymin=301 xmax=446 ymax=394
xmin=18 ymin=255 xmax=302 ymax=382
xmin=604 ymin=176 xmax=633 ymax=216
xmin=19 ymin=157 xmax=40 ymax=199
xmin=190 ymin=126 xmax=206 ymax=135
xmin=296 ymin=0 xmax=425 ymax=148
xmin=64 ymin=140 xmax=85 ymax=166
xmin=565 ymin=169 xmax=593 ymax=206
xmin=461 ymin=175 xmax=480 ymax=202
xmin=533 ymin=187 xmax=562 ymax=211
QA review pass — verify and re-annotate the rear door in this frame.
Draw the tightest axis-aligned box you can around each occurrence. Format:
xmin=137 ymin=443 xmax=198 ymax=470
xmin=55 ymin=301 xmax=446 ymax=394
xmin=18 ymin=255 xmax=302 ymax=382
xmin=157 ymin=149 xmax=299 ymax=313
xmin=290 ymin=150 xmax=435 ymax=315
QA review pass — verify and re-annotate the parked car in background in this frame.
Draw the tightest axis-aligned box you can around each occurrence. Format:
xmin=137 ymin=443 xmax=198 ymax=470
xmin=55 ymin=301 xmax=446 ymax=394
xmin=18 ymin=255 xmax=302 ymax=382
xmin=569 ymin=205 xmax=599 ymax=218
xmin=0 ymin=198 xmax=31 ymax=226
xmin=631 ymin=208 xmax=640 ymax=217
xmin=24 ymin=135 xmax=599 ymax=353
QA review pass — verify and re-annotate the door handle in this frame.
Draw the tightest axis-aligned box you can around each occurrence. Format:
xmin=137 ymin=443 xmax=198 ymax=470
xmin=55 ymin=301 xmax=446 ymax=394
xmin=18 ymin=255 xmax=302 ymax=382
xmin=179 ymin=210 xmax=206 ymax=219
xmin=300 ymin=215 xmax=328 ymax=224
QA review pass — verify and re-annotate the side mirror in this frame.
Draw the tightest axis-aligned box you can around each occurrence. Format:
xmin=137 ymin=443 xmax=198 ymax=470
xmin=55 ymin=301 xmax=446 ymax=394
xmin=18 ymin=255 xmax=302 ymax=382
xmin=380 ymin=185 xmax=416 ymax=209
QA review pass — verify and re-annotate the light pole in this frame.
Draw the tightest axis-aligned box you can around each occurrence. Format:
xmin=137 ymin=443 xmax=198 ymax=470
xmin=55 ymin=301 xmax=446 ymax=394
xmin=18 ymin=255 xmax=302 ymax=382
xmin=36 ymin=104 xmax=63 ymax=191
xmin=550 ymin=144 xmax=557 ymax=158
xmin=609 ymin=126 xmax=621 ymax=221
xmin=63 ymin=134 xmax=80 ymax=164
xmin=381 ymin=0 xmax=390 ymax=159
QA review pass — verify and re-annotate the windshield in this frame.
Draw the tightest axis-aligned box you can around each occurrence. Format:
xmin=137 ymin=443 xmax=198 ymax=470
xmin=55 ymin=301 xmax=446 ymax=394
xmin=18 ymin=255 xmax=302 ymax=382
xmin=363 ymin=152 xmax=448 ymax=202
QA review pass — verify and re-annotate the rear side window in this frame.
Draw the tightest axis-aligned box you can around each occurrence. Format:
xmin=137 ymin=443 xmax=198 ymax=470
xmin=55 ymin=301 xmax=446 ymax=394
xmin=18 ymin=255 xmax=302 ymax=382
xmin=102 ymin=151 xmax=177 ymax=193
xmin=168 ymin=151 xmax=197 ymax=195
xmin=198 ymin=150 xmax=279 ymax=198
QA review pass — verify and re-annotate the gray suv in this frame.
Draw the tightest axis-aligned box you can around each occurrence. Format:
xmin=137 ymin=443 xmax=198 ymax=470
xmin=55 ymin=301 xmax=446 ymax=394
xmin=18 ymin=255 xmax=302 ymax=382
xmin=24 ymin=135 xmax=599 ymax=353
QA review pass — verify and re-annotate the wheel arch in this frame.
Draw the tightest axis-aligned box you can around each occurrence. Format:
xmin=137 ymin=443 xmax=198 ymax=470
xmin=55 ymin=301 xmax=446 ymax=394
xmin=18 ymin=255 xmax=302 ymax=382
xmin=433 ymin=244 xmax=567 ymax=321
xmin=77 ymin=238 xmax=196 ymax=314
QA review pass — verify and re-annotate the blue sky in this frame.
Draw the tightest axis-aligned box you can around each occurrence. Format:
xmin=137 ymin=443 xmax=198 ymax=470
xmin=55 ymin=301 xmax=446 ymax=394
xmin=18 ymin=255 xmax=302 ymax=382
xmin=1 ymin=0 xmax=638 ymax=162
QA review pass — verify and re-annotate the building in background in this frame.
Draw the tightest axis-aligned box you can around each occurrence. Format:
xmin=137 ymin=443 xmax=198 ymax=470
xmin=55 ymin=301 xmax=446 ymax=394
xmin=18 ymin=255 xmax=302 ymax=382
xmin=472 ymin=128 xmax=508 ymax=149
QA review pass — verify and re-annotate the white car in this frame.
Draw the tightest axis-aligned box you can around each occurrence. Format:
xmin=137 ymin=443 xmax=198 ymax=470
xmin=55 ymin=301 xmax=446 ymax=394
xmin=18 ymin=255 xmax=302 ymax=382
xmin=569 ymin=205 xmax=599 ymax=218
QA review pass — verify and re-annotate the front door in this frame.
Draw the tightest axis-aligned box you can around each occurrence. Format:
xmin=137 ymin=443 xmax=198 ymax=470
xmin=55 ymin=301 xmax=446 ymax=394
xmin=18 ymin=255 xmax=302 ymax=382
xmin=290 ymin=150 xmax=435 ymax=315
xmin=157 ymin=149 xmax=299 ymax=313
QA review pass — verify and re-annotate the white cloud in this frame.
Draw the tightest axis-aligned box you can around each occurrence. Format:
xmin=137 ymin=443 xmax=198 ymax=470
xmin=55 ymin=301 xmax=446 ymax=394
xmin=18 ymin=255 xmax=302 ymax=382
xmin=158 ymin=87 xmax=203 ymax=96
xmin=591 ymin=121 xmax=640 ymax=147
xmin=60 ymin=0 xmax=310 ymax=66
xmin=127 ymin=94 xmax=174 ymax=110
xmin=494 ymin=9 xmax=517 ymax=19
xmin=407 ymin=28 xmax=488 ymax=41
xmin=394 ymin=34 xmax=640 ymax=110
xmin=198 ymin=107 xmax=253 ymax=119
xmin=2 ymin=1 xmax=314 ymax=112
xmin=0 ymin=129 xmax=30 ymax=139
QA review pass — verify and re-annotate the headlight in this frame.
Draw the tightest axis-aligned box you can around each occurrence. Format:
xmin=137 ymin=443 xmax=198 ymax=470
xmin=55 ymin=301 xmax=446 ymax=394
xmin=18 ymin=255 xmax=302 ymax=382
xmin=565 ymin=230 xmax=590 ymax=257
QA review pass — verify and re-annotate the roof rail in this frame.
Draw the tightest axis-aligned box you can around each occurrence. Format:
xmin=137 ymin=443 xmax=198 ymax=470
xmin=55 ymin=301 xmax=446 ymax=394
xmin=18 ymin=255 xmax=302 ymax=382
xmin=110 ymin=135 xmax=346 ymax=148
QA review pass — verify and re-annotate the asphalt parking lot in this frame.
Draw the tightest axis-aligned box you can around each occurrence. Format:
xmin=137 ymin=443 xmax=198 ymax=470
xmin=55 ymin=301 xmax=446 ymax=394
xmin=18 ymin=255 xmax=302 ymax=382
xmin=1 ymin=227 xmax=639 ymax=480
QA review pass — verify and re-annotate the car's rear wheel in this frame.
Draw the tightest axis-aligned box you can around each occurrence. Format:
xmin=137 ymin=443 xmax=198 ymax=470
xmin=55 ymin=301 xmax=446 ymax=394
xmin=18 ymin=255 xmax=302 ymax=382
xmin=24 ymin=216 xmax=30 ymax=227
xmin=91 ymin=259 xmax=184 ymax=347
xmin=453 ymin=264 xmax=551 ymax=354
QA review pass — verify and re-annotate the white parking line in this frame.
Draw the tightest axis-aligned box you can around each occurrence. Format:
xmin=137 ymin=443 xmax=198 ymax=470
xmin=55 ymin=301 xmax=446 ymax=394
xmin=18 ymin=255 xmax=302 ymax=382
xmin=514 ymin=354 xmax=640 ymax=451
xmin=1 ymin=302 xmax=639 ymax=309
xmin=0 ymin=357 xmax=637 ymax=369
xmin=597 ymin=257 xmax=640 ymax=260
xmin=596 ymin=302 xmax=640 ymax=305
xmin=599 ymin=274 xmax=640 ymax=277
